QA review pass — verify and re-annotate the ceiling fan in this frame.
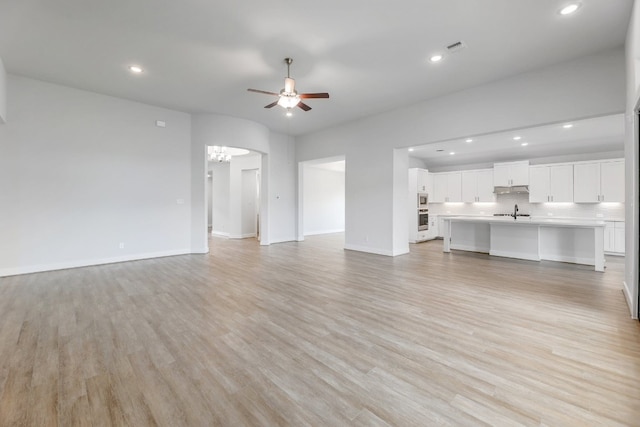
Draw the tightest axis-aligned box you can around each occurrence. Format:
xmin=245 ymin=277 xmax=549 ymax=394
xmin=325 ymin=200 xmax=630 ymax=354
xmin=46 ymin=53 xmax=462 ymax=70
xmin=247 ymin=58 xmax=329 ymax=115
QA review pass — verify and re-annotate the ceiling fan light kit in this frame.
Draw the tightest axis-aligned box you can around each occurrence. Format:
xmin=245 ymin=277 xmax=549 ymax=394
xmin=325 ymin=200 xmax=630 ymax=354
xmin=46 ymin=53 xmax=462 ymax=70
xmin=247 ymin=57 xmax=329 ymax=113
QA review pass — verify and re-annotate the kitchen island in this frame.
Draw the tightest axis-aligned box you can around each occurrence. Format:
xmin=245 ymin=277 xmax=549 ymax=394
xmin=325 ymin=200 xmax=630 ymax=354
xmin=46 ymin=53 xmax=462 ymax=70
xmin=441 ymin=216 xmax=606 ymax=271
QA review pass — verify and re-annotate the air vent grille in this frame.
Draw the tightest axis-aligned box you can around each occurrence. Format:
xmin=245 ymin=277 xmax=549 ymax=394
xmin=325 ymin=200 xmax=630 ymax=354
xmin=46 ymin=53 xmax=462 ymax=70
xmin=446 ymin=41 xmax=466 ymax=53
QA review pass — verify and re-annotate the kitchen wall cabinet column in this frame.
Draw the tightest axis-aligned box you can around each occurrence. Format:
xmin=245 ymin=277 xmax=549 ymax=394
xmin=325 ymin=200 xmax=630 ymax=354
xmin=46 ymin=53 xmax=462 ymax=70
xmin=493 ymin=160 xmax=529 ymax=186
xmin=529 ymin=164 xmax=573 ymax=203
xmin=574 ymin=159 xmax=624 ymax=203
xmin=432 ymin=172 xmax=462 ymax=203
xmin=462 ymin=169 xmax=495 ymax=202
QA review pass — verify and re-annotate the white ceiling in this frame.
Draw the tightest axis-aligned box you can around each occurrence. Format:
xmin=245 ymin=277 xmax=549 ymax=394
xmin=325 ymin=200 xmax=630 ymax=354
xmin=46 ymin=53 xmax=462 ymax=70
xmin=0 ymin=1 xmax=632 ymax=137
xmin=411 ymin=113 xmax=625 ymax=169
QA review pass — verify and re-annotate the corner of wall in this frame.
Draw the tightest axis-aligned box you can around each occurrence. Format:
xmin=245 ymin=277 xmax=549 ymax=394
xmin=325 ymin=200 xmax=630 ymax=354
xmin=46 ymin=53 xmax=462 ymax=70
xmin=0 ymin=56 xmax=7 ymax=123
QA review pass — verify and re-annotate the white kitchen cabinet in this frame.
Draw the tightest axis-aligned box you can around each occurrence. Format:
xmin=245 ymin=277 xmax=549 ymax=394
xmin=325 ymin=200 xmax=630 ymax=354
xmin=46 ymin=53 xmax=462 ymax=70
xmin=431 ymin=172 xmax=462 ymax=203
xmin=574 ymin=160 xmax=624 ymax=203
xmin=529 ymin=164 xmax=573 ymax=203
xmin=408 ymin=168 xmax=433 ymax=243
xmin=493 ymin=161 xmax=529 ymax=186
xmin=462 ymin=169 xmax=495 ymax=202
xmin=408 ymin=168 xmax=429 ymax=194
xmin=604 ymin=221 xmax=625 ymax=255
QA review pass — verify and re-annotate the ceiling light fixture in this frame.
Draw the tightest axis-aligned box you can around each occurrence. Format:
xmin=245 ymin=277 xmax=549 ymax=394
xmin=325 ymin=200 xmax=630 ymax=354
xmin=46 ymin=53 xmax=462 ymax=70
xmin=513 ymin=136 xmax=521 ymax=140
xmin=563 ymin=123 xmax=574 ymax=129
xmin=521 ymin=142 xmax=529 ymax=146
xmin=207 ymin=146 xmax=232 ymax=163
xmin=449 ymin=151 xmax=455 ymax=155
xmin=408 ymin=148 xmax=415 ymax=152
xmin=465 ymin=138 xmax=473 ymax=143
xmin=430 ymin=54 xmax=443 ymax=63
xmin=285 ymin=109 xmax=293 ymax=117
xmin=129 ymin=65 xmax=143 ymax=74
xmin=559 ymin=3 xmax=580 ymax=15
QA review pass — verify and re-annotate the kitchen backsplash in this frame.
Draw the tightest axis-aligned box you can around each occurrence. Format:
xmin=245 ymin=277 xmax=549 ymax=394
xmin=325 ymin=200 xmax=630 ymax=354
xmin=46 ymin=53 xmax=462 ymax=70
xmin=429 ymin=193 xmax=625 ymax=221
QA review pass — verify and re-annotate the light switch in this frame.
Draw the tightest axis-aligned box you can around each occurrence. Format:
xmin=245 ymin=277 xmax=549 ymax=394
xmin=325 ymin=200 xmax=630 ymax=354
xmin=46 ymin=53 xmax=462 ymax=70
xmin=156 ymin=120 xmax=166 ymax=127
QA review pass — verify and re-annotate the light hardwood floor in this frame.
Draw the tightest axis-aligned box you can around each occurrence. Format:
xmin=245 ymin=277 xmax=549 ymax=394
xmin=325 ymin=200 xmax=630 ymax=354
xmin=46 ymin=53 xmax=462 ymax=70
xmin=0 ymin=234 xmax=639 ymax=426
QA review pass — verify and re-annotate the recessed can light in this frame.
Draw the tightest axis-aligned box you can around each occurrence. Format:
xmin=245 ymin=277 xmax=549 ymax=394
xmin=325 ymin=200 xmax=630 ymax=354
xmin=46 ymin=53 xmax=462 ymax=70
xmin=430 ymin=54 xmax=443 ymax=63
xmin=521 ymin=142 xmax=528 ymax=146
xmin=559 ymin=4 xmax=580 ymax=15
xmin=129 ymin=65 xmax=143 ymax=74
xmin=465 ymin=138 xmax=473 ymax=143
xmin=563 ymin=123 xmax=573 ymax=129
xmin=449 ymin=151 xmax=455 ymax=155
xmin=513 ymin=136 xmax=521 ymax=140
xmin=408 ymin=148 xmax=415 ymax=152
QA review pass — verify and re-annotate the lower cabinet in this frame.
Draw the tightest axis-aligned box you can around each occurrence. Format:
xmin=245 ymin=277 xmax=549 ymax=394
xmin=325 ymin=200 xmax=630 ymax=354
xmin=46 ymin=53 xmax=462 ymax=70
xmin=604 ymin=221 xmax=625 ymax=255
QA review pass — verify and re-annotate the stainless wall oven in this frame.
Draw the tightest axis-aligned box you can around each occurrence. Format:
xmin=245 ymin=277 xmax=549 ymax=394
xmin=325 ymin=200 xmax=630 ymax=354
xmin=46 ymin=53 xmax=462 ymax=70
xmin=418 ymin=209 xmax=429 ymax=231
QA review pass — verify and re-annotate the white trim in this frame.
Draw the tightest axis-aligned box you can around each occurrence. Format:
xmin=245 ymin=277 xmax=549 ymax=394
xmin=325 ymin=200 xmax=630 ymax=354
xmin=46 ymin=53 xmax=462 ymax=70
xmin=489 ymin=250 xmax=541 ymax=262
xmin=539 ymin=254 xmax=596 ymax=266
xmin=303 ymin=229 xmax=345 ymax=236
xmin=229 ymin=233 xmax=257 ymax=239
xmin=0 ymin=248 xmax=193 ymax=278
xmin=211 ymin=231 xmax=230 ymax=238
xmin=344 ymin=243 xmax=408 ymax=257
xmin=622 ymin=281 xmax=636 ymax=319
xmin=451 ymin=244 xmax=489 ymax=253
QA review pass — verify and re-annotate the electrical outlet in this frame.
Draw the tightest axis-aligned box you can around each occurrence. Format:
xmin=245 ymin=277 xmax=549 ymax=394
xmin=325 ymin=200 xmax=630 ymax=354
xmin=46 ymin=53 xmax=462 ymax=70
xmin=119 ymin=242 xmax=125 ymax=249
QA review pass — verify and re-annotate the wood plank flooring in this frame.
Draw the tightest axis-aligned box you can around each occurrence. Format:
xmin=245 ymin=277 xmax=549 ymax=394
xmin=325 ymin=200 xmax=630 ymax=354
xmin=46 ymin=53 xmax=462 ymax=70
xmin=0 ymin=234 xmax=639 ymax=426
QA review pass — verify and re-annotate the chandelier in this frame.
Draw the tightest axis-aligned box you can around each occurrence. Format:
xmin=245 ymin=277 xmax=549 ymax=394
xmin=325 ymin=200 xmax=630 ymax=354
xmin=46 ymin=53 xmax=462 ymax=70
xmin=208 ymin=146 xmax=231 ymax=162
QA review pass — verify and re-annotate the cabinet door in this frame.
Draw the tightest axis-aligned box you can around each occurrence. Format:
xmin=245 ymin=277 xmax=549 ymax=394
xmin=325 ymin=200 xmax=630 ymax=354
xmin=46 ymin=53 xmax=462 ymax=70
xmin=447 ymin=172 xmax=462 ymax=202
xmin=461 ymin=171 xmax=477 ymax=203
xmin=604 ymin=222 xmax=615 ymax=252
xmin=493 ymin=164 xmax=510 ymax=187
xmin=600 ymin=161 xmax=624 ymax=203
xmin=614 ymin=222 xmax=625 ymax=253
xmin=529 ymin=167 xmax=549 ymax=203
xmin=431 ymin=174 xmax=448 ymax=203
xmin=476 ymin=170 xmax=495 ymax=202
xmin=573 ymin=163 xmax=600 ymax=203
xmin=549 ymin=164 xmax=573 ymax=202
xmin=510 ymin=163 xmax=530 ymax=186
xmin=416 ymin=169 xmax=429 ymax=193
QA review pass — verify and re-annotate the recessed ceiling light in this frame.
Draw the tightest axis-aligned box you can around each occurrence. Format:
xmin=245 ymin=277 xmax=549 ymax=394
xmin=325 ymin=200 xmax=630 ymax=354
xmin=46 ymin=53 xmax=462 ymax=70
xmin=513 ymin=136 xmax=521 ymax=140
xmin=408 ymin=148 xmax=415 ymax=152
xmin=465 ymin=138 xmax=473 ymax=143
xmin=521 ymin=142 xmax=529 ymax=146
xmin=285 ymin=110 xmax=293 ymax=117
xmin=563 ymin=123 xmax=573 ymax=129
xmin=559 ymin=3 xmax=580 ymax=15
xmin=449 ymin=151 xmax=455 ymax=155
xmin=429 ymin=54 xmax=443 ymax=63
xmin=129 ymin=65 xmax=143 ymax=74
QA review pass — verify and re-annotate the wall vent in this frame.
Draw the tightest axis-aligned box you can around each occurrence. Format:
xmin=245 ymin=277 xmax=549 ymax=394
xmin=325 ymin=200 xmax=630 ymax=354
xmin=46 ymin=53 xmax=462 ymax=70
xmin=446 ymin=41 xmax=466 ymax=53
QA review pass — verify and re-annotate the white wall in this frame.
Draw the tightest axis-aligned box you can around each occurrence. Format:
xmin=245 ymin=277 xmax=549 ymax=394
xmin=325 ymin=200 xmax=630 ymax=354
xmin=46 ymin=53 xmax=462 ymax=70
xmin=296 ymin=48 xmax=626 ymax=257
xmin=0 ymin=56 xmax=6 ymax=123
xmin=303 ymin=166 xmax=345 ymax=236
xmin=624 ymin=0 xmax=640 ymax=318
xmin=240 ymin=169 xmax=258 ymax=237
xmin=0 ymin=75 xmax=192 ymax=276
xmin=266 ymin=132 xmax=297 ymax=244
xmin=210 ymin=162 xmax=230 ymax=236
xmin=229 ymin=155 xmax=261 ymax=238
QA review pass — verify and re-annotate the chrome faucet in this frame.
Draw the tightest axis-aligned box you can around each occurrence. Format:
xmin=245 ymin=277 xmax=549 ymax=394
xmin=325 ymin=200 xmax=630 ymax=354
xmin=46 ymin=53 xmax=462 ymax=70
xmin=513 ymin=204 xmax=519 ymax=219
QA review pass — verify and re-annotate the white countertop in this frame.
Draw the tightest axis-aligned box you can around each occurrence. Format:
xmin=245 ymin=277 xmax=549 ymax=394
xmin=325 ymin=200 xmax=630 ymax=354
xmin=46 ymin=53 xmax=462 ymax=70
xmin=442 ymin=215 xmax=606 ymax=227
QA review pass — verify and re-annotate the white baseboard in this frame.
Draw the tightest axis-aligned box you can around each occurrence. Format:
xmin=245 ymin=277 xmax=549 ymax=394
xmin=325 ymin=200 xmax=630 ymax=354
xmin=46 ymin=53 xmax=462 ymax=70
xmin=539 ymin=254 xmax=595 ymax=266
xmin=304 ymin=228 xmax=345 ymax=236
xmin=622 ymin=280 xmax=636 ymax=319
xmin=0 ymin=248 xmax=193 ymax=278
xmin=229 ymin=233 xmax=257 ymax=239
xmin=489 ymin=250 xmax=541 ymax=262
xmin=344 ymin=244 xmax=408 ymax=257
xmin=451 ymin=244 xmax=489 ymax=253
xmin=211 ymin=231 xmax=229 ymax=238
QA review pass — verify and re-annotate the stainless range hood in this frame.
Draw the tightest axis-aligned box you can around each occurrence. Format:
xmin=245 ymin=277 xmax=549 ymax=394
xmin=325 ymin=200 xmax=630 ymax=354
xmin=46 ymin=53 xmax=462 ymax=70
xmin=493 ymin=185 xmax=529 ymax=195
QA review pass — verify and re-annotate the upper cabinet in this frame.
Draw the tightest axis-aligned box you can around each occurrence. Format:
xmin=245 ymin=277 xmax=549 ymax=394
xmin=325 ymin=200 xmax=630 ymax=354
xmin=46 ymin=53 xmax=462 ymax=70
xmin=462 ymin=169 xmax=495 ymax=203
xmin=431 ymin=172 xmax=462 ymax=203
xmin=574 ymin=160 xmax=624 ymax=203
xmin=409 ymin=168 xmax=429 ymax=194
xmin=493 ymin=161 xmax=529 ymax=186
xmin=529 ymin=164 xmax=573 ymax=203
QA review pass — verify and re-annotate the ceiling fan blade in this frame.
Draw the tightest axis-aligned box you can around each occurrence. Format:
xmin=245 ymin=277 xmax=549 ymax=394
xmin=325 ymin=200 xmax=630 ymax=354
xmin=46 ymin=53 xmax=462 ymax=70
xmin=264 ymin=101 xmax=279 ymax=109
xmin=299 ymin=93 xmax=330 ymax=99
xmin=297 ymin=102 xmax=312 ymax=111
xmin=248 ymin=88 xmax=279 ymax=96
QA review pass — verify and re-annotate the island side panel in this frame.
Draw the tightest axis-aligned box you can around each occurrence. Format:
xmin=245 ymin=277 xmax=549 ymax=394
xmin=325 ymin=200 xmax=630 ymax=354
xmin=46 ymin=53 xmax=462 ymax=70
xmin=539 ymin=226 xmax=597 ymax=267
xmin=489 ymin=223 xmax=541 ymax=261
xmin=450 ymin=221 xmax=490 ymax=253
